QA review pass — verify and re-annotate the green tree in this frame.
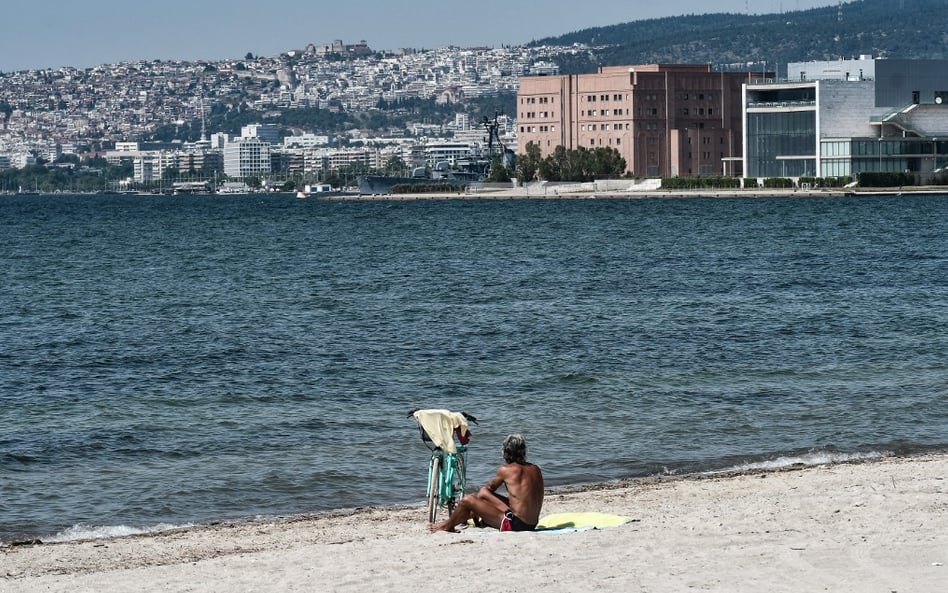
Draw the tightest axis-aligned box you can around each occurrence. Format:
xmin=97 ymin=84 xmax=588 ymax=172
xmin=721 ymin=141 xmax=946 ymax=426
xmin=516 ymin=142 xmax=542 ymax=183
xmin=487 ymin=154 xmax=511 ymax=182
xmin=385 ymin=155 xmax=407 ymax=175
xmin=536 ymin=146 xmax=626 ymax=182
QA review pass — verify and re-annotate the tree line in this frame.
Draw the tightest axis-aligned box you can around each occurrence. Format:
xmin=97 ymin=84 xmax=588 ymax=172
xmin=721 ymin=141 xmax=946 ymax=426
xmin=532 ymin=0 xmax=948 ymax=76
xmin=514 ymin=142 xmax=627 ymax=183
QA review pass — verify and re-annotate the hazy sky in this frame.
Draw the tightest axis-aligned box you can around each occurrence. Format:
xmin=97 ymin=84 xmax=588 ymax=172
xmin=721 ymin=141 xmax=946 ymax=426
xmin=1 ymin=0 xmax=838 ymax=72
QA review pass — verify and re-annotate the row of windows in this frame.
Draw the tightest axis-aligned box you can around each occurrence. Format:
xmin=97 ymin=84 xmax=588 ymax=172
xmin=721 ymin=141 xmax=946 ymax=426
xmin=678 ymin=93 xmax=714 ymax=101
xmin=521 ymin=96 xmax=555 ymax=104
xmin=582 ymin=109 xmax=629 ymax=117
xmin=587 ymin=137 xmax=622 ymax=146
xmin=680 ymin=107 xmax=714 ymax=116
xmin=824 ymin=139 xmax=948 ymax=157
xmin=521 ymin=123 xmax=676 ymax=134
xmin=821 ymin=141 xmax=851 ymax=157
xmin=586 ymin=94 xmax=626 ymax=102
xmin=688 ymin=137 xmax=723 ymax=145
xmin=822 ymin=157 xmax=908 ymax=176
xmin=521 ymin=111 xmax=552 ymax=119
xmin=582 ymin=123 xmax=631 ymax=131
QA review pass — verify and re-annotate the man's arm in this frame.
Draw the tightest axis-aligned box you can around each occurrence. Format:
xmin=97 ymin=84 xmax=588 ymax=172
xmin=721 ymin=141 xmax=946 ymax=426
xmin=483 ymin=468 xmax=506 ymax=493
xmin=479 ymin=466 xmax=511 ymax=507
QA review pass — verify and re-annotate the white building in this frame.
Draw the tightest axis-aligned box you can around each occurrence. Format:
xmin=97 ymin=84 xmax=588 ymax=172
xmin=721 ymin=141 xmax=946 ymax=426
xmin=133 ymin=151 xmax=178 ymax=183
xmin=283 ymin=133 xmax=330 ymax=149
xmin=224 ymin=137 xmax=272 ymax=178
xmin=241 ymin=123 xmax=281 ymax=145
xmin=743 ymin=57 xmax=948 ymax=180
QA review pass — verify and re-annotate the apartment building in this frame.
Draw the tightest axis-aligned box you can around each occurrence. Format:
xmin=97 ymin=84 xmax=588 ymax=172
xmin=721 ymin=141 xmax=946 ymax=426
xmin=224 ymin=137 xmax=272 ymax=178
xmin=517 ymin=64 xmax=767 ymax=177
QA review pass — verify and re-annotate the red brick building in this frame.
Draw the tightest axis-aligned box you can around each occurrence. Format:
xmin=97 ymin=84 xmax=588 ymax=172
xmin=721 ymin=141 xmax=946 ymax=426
xmin=517 ymin=64 xmax=768 ymax=177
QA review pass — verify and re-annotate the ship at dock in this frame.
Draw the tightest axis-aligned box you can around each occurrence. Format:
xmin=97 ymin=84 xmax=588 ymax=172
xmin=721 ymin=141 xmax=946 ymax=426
xmin=357 ymin=114 xmax=512 ymax=195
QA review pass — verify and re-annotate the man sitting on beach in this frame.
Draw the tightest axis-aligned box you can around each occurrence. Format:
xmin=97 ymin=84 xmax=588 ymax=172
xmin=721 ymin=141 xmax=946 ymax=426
xmin=429 ymin=434 xmax=544 ymax=533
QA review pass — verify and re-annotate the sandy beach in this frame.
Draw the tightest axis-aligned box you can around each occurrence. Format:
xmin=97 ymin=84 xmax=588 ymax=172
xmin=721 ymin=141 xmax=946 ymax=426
xmin=3 ymin=454 xmax=945 ymax=592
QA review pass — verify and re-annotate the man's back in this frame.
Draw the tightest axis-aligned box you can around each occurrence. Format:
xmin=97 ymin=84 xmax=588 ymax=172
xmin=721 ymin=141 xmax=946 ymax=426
xmin=499 ymin=462 xmax=544 ymax=525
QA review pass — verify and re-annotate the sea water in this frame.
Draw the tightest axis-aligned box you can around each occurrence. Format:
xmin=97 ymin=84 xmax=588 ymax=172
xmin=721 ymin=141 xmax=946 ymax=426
xmin=2 ymin=193 xmax=947 ymax=544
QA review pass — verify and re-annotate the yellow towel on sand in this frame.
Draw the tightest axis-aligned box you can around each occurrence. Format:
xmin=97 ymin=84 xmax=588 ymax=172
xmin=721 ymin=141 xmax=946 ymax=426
xmin=536 ymin=512 xmax=633 ymax=530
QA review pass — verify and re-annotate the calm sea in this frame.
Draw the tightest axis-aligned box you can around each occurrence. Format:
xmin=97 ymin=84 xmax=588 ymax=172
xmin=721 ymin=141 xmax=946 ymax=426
xmin=2 ymin=193 xmax=947 ymax=544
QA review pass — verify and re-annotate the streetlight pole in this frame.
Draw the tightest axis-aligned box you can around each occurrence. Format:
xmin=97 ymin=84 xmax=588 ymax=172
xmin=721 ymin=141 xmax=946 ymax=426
xmin=933 ymin=137 xmax=939 ymax=175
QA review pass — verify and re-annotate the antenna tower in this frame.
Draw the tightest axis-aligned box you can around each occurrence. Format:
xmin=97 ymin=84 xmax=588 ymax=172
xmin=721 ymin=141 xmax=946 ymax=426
xmin=200 ymin=96 xmax=207 ymax=142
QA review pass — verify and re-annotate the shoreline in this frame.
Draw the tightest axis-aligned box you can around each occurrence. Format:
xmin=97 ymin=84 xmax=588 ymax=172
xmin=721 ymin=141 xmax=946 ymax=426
xmin=6 ymin=187 xmax=948 ymax=201
xmin=0 ymin=447 xmax=910 ymax=548
xmin=5 ymin=452 xmax=946 ymax=591
xmin=317 ymin=186 xmax=948 ymax=201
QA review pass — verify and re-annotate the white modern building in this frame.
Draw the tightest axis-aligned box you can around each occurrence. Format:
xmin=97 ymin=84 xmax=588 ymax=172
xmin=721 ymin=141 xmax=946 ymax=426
xmin=743 ymin=57 xmax=948 ymax=180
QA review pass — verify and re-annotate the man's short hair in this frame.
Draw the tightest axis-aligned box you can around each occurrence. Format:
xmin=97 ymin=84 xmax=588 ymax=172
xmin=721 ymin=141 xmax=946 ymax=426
xmin=502 ymin=434 xmax=527 ymax=464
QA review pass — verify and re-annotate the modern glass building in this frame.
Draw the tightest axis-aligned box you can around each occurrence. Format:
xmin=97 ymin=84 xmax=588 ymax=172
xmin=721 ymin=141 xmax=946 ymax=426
xmin=743 ymin=58 xmax=948 ymax=181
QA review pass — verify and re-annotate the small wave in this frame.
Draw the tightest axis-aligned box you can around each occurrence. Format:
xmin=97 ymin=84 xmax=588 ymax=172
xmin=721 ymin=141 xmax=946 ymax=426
xmin=559 ymin=372 xmax=597 ymax=384
xmin=44 ymin=522 xmax=192 ymax=544
xmin=710 ymin=449 xmax=892 ymax=475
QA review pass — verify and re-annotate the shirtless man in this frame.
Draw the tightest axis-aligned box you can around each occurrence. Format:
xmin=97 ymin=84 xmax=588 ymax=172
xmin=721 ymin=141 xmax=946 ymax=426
xmin=429 ymin=434 xmax=544 ymax=533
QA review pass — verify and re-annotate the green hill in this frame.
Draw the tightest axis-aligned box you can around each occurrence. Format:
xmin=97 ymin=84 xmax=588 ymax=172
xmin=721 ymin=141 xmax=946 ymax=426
xmin=531 ymin=0 xmax=948 ymax=75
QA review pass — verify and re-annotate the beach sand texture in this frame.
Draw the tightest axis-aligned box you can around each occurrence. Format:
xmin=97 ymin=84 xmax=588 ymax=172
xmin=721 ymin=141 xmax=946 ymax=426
xmin=3 ymin=454 xmax=945 ymax=593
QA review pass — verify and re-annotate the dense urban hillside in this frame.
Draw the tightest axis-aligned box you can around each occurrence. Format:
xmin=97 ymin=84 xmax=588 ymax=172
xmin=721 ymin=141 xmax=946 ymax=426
xmin=532 ymin=0 xmax=948 ymax=74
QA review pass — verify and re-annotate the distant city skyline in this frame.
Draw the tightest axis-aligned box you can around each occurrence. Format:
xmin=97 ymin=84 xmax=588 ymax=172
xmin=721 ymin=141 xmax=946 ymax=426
xmin=2 ymin=0 xmax=837 ymax=72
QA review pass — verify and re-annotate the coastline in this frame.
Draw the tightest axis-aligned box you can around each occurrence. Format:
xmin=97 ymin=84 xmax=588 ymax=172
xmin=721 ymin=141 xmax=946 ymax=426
xmin=5 ymin=453 xmax=946 ymax=592
xmin=317 ymin=186 xmax=948 ymax=201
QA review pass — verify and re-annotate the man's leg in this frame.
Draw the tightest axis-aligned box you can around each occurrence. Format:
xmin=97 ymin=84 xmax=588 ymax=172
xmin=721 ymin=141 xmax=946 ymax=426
xmin=429 ymin=490 xmax=508 ymax=533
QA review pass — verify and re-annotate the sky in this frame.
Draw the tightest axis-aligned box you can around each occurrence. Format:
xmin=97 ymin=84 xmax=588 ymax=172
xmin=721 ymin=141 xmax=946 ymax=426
xmin=1 ymin=0 xmax=838 ymax=72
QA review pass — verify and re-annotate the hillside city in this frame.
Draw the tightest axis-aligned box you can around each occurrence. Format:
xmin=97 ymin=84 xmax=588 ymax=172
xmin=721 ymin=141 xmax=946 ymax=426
xmin=0 ymin=40 xmax=581 ymax=189
xmin=4 ymin=27 xmax=948 ymax=194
